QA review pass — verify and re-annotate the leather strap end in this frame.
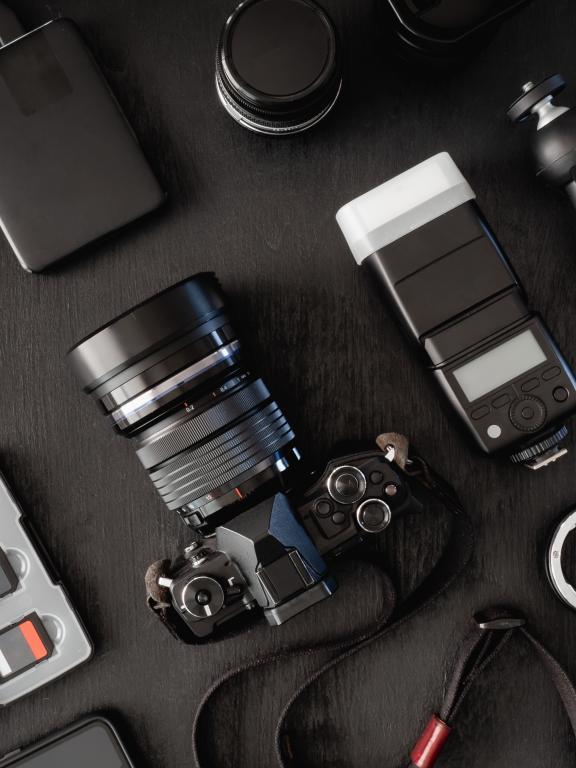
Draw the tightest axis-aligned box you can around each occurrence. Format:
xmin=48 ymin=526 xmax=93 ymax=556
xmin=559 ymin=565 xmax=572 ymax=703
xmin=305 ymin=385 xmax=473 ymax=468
xmin=410 ymin=715 xmax=452 ymax=768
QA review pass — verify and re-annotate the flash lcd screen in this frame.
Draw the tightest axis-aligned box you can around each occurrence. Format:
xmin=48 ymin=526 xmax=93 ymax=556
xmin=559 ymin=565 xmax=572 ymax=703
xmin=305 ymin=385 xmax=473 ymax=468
xmin=453 ymin=329 xmax=547 ymax=402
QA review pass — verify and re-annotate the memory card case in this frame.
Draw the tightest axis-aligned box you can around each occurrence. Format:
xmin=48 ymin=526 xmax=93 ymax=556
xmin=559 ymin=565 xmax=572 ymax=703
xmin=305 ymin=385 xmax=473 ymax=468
xmin=0 ymin=17 xmax=164 ymax=272
xmin=0 ymin=471 xmax=92 ymax=704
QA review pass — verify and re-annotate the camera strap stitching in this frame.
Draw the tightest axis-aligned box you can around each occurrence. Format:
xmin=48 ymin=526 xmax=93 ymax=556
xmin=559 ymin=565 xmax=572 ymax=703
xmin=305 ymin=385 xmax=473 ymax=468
xmin=408 ymin=614 xmax=576 ymax=768
xmin=191 ymin=439 xmax=475 ymax=768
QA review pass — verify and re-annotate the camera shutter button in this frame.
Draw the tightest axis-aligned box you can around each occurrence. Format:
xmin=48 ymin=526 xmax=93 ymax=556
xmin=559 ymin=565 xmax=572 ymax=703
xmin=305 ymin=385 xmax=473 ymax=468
xmin=509 ymin=395 xmax=547 ymax=432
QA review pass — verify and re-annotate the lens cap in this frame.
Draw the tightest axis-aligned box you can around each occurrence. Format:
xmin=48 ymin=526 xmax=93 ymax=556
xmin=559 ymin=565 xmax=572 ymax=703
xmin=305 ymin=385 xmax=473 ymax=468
xmin=216 ymin=0 xmax=342 ymax=135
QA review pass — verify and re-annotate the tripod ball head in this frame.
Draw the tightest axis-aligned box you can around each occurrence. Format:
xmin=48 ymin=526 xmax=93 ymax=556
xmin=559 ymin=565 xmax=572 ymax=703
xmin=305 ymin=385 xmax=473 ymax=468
xmin=508 ymin=74 xmax=576 ymax=209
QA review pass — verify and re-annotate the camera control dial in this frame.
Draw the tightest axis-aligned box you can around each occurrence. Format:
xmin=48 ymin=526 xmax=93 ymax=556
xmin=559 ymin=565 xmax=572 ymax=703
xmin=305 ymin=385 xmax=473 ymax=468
xmin=356 ymin=499 xmax=392 ymax=534
xmin=327 ymin=466 xmax=366 ymax=505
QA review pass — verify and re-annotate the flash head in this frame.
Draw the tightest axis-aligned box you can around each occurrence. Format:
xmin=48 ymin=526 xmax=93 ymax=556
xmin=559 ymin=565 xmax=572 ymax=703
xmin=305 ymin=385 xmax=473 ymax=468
xmin=337 ymin=153 xmax=475 ymax=268
xmin=337 ymin=153 xmax=576 ymax=468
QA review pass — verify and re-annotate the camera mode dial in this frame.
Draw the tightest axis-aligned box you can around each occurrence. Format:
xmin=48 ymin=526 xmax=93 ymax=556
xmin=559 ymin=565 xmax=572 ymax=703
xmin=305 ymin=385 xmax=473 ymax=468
xmin=181 ymin=575 xmax=225 ymax=619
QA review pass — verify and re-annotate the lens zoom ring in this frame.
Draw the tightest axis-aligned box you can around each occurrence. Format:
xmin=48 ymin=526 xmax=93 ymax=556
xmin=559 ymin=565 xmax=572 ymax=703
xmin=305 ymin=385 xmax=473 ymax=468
xmin=136 ymin=379 xmax=270 ymax=469
xmin=149 ymin=402 xmax=281 ymax=481
xmin=157 ymin=421 xmax=293 ymax=502
xmin=155 ymin=428 xmax=295 ymax=510
xmin=152 ymin=409 xmax=287 ymax=491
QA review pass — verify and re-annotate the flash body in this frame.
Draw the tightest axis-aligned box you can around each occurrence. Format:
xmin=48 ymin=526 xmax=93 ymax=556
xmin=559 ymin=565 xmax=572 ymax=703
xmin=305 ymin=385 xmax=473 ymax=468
xmin=337 ymin=153 xmax=576 ymax=468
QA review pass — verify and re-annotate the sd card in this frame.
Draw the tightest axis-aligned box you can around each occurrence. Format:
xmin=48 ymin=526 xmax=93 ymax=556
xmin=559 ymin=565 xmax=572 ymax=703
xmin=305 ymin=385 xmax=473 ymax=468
xmin=0 ymin=549 xmax=18 ymax=599
xmin=0 ymin=614 xmax=53 ymax=682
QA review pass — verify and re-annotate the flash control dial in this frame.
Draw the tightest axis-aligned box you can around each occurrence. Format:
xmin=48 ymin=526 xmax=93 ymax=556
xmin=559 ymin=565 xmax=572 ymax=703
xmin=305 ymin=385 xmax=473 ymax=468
xmin=509 ymin=395 xmax=547 ymax=432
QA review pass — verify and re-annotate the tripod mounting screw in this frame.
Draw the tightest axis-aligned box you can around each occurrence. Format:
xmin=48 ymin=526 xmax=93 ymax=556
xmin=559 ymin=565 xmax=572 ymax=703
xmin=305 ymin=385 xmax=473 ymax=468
xmin=508 ymin=74 xmax=567 ymax=123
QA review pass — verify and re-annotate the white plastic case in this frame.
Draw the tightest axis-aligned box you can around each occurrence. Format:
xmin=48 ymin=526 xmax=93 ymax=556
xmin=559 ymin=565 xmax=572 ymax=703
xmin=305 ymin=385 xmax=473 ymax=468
xmin=0 ymin=472 xmax=92 ymax=704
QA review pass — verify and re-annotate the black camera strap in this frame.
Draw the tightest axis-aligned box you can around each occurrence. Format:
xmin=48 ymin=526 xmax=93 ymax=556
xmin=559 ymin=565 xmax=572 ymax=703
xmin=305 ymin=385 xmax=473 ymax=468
xmin=191 ymin=434 xmax=477 ymax=767
xmin=403 ymin=610 xmax=576 ymax=768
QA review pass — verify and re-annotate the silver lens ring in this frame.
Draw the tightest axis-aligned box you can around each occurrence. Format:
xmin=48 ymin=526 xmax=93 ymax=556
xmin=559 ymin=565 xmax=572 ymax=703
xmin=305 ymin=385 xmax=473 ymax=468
xmin=547 ymin=510 xmax=576 ymax=609
xmin=216 ymin=73 xmax=343 ymax=136
xmin=111 ymin=340 xmax=241 ymax=428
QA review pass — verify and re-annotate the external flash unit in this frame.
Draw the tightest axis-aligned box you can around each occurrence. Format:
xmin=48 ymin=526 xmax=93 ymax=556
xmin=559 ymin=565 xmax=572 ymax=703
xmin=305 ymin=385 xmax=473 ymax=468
xmin=336 ymin=153 xmax=576 ymax=469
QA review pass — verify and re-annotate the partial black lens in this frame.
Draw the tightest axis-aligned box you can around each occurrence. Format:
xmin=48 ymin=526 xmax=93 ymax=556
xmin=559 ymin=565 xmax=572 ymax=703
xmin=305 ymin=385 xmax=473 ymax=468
xmin=216 ymin=0 xmax=342 ymax=136
xmin=68 ymin=273 xmax=300 ymax=529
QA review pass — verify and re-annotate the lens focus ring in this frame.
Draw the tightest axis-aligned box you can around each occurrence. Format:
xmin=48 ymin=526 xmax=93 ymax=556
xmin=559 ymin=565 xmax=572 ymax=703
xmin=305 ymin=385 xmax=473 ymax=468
xmin=136 ymin=379 xmax=271 ymax=469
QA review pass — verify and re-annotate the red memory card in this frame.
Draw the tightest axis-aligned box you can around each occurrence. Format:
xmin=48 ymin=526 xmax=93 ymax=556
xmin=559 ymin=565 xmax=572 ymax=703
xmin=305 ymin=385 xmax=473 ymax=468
xmin=0 ymin=613 xmax=53 ymax=682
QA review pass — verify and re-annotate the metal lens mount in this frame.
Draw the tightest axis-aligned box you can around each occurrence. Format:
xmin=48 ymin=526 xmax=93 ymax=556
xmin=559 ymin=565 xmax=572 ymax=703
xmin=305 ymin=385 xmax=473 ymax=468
xmin=547 ymin=510 xmax=576 ymax=610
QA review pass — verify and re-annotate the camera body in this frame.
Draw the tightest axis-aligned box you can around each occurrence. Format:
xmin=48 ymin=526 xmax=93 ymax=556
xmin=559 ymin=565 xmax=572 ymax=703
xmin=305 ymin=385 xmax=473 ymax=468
xmin=337 ymin=153 xmax=576 ymax=469
xmin=157 ymin=448 xmax=413 ymax=640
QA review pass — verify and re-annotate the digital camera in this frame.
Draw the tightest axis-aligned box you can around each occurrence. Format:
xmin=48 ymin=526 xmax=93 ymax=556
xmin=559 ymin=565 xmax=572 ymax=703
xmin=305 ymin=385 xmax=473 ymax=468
xmin=68 ymin=275 xmax=421 ymax=640
xmin=152 ymin=446 xmax=413 ymax=639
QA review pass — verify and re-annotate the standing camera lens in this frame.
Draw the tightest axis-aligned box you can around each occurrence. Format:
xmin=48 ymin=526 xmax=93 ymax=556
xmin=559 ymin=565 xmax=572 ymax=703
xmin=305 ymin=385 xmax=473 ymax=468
xmin=216 ymin=0 xmax=342 ymax=136
xmin=68 ymin=273 xmax=300 ymax=530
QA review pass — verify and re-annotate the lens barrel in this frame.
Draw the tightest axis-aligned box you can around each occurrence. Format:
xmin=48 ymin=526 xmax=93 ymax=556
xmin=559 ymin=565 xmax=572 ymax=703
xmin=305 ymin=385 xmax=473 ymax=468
xmin=68 ymin=274 xmax=300 ymax=529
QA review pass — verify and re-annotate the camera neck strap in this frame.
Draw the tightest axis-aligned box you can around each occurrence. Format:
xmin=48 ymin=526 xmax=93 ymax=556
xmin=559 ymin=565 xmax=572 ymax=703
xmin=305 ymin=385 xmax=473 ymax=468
xmin=191 ymin=434 xmax=477 ymax=768
xmin=405 ymin=610 xmax=576 ymax=768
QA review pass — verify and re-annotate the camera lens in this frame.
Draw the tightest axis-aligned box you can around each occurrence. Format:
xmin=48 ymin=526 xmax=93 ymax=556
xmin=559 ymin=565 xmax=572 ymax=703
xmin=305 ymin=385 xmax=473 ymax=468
xmin=68 ymin=273 xmax=301 ymax=529
xmin=216 ymin=0 xmax=342 ymax=136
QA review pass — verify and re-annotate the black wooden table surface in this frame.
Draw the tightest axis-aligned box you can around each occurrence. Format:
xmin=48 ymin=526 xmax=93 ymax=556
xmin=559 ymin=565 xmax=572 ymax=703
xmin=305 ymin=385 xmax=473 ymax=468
xmin=1 ymin=1 xmax=576 ymax=766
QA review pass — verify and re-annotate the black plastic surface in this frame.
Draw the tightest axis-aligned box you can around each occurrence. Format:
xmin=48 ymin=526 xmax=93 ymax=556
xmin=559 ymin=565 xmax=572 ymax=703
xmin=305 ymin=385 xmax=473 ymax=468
xmin=424 ymin=291 xmax=529 ymax=365
xmin=367 ymin=202 xmax=518 ymax=341
xmin=387 ymin=0 xmax=530 ymax=41
xmin=0 ymin=19 xmax=163 ymax=271
xmin=68 ymin=274 xmax=227 ymax=391
xmin=227 ymin=0 xmax=333 ymax=99
xmin=0 ymin=717 xmax=135 ymax=768
xmin=434 ymin=316 xmax=576 ymax=454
